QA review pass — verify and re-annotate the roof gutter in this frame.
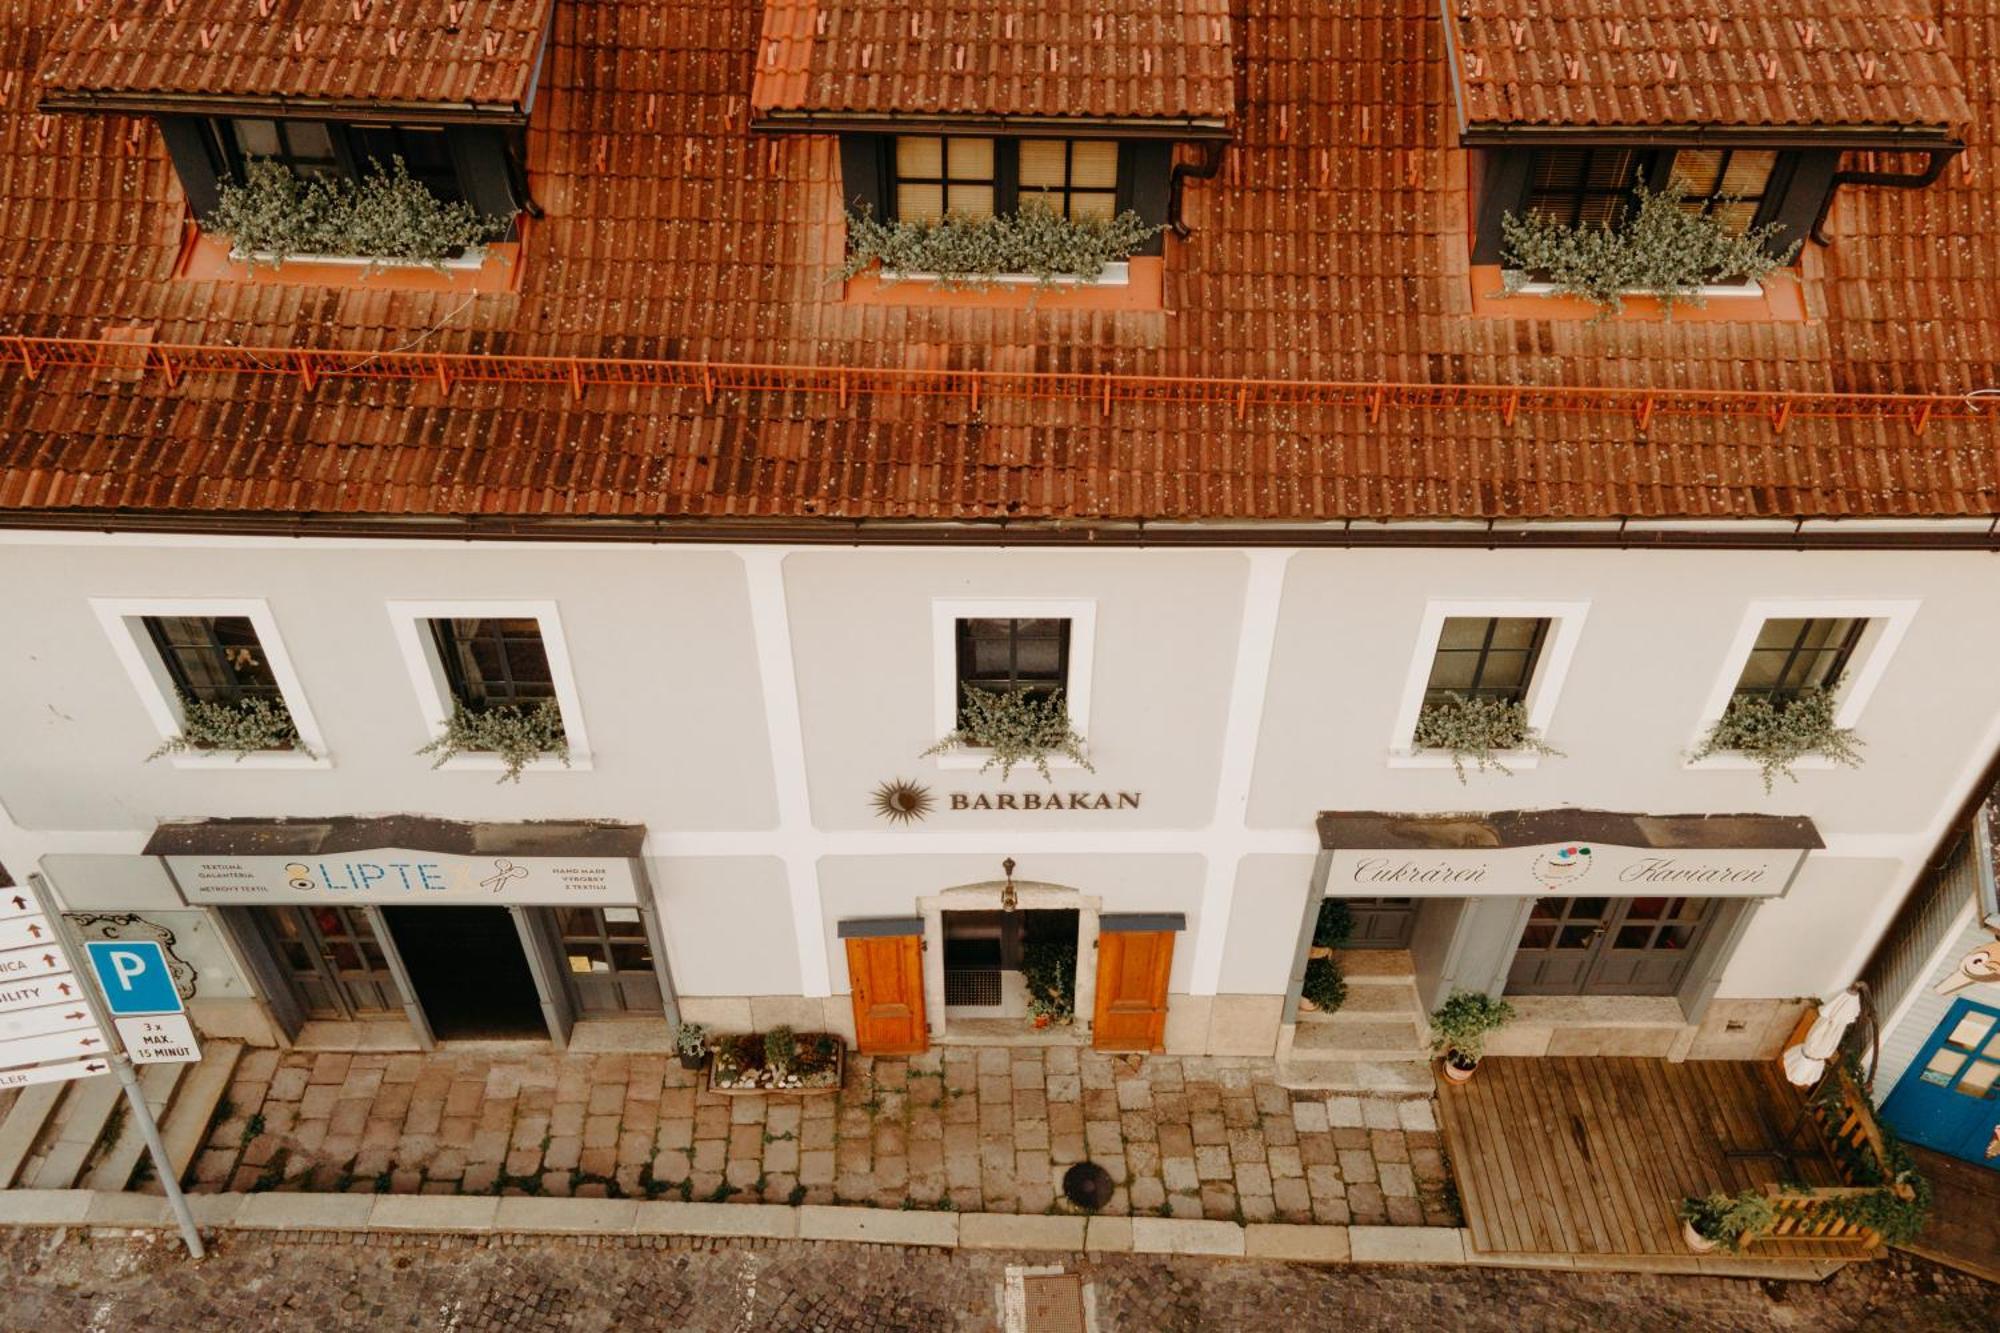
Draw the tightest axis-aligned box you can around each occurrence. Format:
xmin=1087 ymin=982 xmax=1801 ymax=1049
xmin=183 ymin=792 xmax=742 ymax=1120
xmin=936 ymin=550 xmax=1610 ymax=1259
xmin=36 ymin=91 xmax=533 ymax=126
xmin=1810 ymin=146 xmax=1962 ymax=245
xmin=4 ymin=512 xmax=2000 ymax=552
xmin=749 ymin=111 xmax=1232 ymax=141
xmin=1455 ymin=124 xmax=1966 ymax=152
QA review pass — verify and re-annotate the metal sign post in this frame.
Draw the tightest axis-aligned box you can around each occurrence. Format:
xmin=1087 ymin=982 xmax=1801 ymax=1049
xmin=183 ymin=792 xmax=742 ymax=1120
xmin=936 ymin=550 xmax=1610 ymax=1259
xmin=29 ymin=875 xmax=204 ymax=1260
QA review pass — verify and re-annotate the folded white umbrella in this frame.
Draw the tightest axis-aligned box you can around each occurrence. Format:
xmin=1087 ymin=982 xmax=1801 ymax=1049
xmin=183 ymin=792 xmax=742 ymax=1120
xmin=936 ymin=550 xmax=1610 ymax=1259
xmin=1782 ymin=986 xmax=1863 ymax=1088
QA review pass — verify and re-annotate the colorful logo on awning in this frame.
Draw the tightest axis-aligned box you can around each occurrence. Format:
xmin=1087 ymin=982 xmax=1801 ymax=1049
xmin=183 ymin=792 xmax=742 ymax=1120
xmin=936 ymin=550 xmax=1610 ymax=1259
xmin=1532 ymin=844 xmax=1593 ymax=889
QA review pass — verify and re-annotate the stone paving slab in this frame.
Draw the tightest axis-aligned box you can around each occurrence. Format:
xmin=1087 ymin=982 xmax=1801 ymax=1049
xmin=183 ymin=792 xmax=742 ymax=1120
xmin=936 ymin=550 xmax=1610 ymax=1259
xmin=176 ymin=1045 xmax=1456 ymax=1229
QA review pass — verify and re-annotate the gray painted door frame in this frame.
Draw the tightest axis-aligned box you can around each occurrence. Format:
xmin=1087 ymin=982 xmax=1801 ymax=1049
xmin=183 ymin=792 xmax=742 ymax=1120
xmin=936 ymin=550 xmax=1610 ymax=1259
xmin=361 ymin=904 xmax=436 ymax=1050
xmin=511 ymin=907 xmax=576 ymax=1049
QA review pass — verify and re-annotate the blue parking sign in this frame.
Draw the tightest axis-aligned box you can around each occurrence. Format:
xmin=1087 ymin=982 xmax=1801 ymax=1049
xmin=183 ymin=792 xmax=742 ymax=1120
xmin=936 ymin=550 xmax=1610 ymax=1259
xmin=84 ymin=941 xmax=184 ymax=1016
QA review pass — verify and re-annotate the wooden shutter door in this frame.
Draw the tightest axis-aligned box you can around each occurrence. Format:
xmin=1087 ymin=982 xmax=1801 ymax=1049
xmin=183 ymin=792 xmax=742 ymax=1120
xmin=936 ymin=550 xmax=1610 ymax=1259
xmin=844 ymin=931 xmax=927 ymax=1054
xmin=1092 ymin=929 xmax=1174 ymax=1052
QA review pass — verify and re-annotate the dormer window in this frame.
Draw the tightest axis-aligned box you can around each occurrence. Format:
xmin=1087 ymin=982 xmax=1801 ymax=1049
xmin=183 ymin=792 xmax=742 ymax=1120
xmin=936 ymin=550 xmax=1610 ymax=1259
xmin=1519 ymin=147 xmax=1782 ymax=239
xmin=211 ymin=120 xmax=469 ymax=205
xmin=888 ymin=136 xmax=1125 ymax=226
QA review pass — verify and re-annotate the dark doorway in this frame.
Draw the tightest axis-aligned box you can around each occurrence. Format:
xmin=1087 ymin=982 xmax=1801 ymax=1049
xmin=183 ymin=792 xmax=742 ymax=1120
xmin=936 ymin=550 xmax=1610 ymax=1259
xmin=381 ymin=906 xmax=546 ymax=1040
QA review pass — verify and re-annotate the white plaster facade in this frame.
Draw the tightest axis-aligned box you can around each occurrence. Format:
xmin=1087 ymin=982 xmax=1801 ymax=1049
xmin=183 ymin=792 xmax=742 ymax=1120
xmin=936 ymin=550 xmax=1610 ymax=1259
xmin=3 ymin=531 xmax=1999 ymax=1059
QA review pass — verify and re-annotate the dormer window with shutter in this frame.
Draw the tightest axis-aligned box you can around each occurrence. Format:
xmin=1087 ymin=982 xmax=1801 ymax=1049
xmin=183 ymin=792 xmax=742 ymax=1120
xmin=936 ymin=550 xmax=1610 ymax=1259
xmin=36 ymin=0 xmax=557 ymax=287
xmin=749 ymin=0 xmax=1235 ymax=308
xmin=1443 ymin=1 xmax=1969 ymax=319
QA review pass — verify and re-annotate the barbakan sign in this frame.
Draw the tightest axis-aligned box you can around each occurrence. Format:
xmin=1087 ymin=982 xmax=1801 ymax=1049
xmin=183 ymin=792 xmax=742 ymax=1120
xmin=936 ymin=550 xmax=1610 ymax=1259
xmin=948 ymin=791 xmax=1141 ymax=811
xmin=1327 ymin=842 xmax=1806 ymax=899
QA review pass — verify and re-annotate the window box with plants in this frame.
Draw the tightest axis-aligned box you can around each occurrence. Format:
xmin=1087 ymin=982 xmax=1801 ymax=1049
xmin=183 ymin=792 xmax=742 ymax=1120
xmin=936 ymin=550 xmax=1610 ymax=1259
xmin=210 ymin=157 xmax=511 ymax=271
xmin=841 ymin=206 xmax=1161 ymax=291
xmin=1689 ymin=685 xmax=1863 ymax=792
xmin=147 ymin=692 xmax=315 ymax=764
xmin=923 ymin=686 xmax=1091 ymax=781
xmin=1409 ymin=693 xmax=1561 ymax=782
xmin=707 ymin=1026 xmax=846 ymax=1095
xmin=1428 ymin=989 xmax=1515 ymax=1084
xmin=417 ymin=699 xmax=571 ymax=784
xmin=1498 ymin=181 xmax=1798 ymax=318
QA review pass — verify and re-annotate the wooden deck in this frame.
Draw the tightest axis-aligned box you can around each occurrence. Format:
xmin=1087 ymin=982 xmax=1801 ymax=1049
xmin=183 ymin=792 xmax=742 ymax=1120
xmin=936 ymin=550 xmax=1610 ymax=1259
xmin=1438 ymin=1056 xmax=1851 ymax=1262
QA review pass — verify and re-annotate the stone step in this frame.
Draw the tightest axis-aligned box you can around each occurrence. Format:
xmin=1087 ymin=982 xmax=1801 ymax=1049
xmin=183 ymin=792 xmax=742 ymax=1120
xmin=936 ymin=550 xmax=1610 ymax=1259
xmin=1329 ymin=949 xmax=1416 ymax=981
xmin=1300 ymin=984 xmax=1420 ymax=1017
xmin=0 ymin=1083 xmax=66 ymax=1187
xmin=1275 ymin=1058 xmax=1437 ymax=1096
xmin=23 ymin=1074 xmax=123 ymax=1189
xmin=83 ymin=1061 xmax=186 ymax=1191
xmin=149 ymin=1041 xmax=243 ymax=1193
xmin=1288 ymin=1017 xmax=1428 ymax=1059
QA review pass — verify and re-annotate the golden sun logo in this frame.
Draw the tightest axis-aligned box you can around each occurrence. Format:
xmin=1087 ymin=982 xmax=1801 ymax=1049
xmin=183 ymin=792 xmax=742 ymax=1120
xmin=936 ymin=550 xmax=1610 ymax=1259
xmin=870 ymin=779 xmax=935 ymax=825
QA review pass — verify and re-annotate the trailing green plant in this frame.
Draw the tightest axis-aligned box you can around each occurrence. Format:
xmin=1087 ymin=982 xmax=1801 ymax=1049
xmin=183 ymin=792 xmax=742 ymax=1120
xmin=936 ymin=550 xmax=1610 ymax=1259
xmin=923 ymin=686 xmax=1092 ymax=781
xmin=1412 ymin=694 xmax=1561 ymax=782
xmin=840 ymin=204 xmax=1162 ymax=289
xmin=147 ymin=692 xmax=309 ymax=761
xmin=673 ymin=1020 xmax=709 ymax=1059
xmin=1500 ymin=180 xmax=1798 ymax=316
xmin=1312 ymin=897 xmax=1354 ymax=950
xmin=1689 ymin=686 xmax=1863 ymax=792
xmin=1427 ymin=989 xmax=1515 ymax=1062
xmin=763 ymin=1025 xmax=797 ymax=1074
xmin=417 ymin=699 xmax=569 ymax=783
xmin=211 ymin=156 xmax=510 ymax=268
xmin=1021 ymin=938 xmax=1077 ymax=1023
xmin=1677 ymin=1188 xmax=1777 ymax=1250
xmin=1301 ymin=954 xmax=1348 ymax=1013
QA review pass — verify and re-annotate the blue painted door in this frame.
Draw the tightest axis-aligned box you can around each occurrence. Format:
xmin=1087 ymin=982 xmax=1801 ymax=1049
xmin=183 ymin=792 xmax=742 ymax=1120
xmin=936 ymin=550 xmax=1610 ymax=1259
xmin=1883 ymin=998 xmax=2000 ymax=1165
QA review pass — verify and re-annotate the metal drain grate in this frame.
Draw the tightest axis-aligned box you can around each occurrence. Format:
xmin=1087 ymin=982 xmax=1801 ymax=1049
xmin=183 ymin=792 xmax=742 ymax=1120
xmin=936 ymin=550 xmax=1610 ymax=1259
xmin=1021 ymin=1274 xmax=1085 ymax=1333
xmin=944 ymin=967 xmax=1002 ymax=1006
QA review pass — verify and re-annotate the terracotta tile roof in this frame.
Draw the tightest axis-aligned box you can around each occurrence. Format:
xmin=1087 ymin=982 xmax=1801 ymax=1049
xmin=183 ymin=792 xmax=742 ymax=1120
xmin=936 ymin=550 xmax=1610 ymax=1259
xmin=0 ymin=0 xmax=1996 ymax=525
xmin=750 ymin=0 xmax=1234 ymax=122
xmin=37 ymin=0 xmax=556 ymax=117
xmin=1448 ymin=0 xmax=1972 ymax=133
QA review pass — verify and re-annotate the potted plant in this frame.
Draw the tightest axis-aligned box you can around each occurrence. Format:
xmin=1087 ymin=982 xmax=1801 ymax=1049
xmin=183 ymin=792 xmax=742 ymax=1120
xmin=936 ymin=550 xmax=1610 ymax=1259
xmin=146 ymin=692 xmax=311 ymax=762
xmin=1022 ymin=939 xmax=1076 ymax=1028
xmin=1689 ymin=685 xmax=1863 ymax=792
xmin=1677 ymin=1189 xmax=1776 ymax=1253
xmin=672 ymin=1020 xmax=709 ymax=1071
xmin=1298 ymin=953 xmax=1347 ymax=1014
xmin=922 ymin=686 xmax=1093 ymax=781
xmin=416 ymin=698 xmax=570 ymax=783
xmin=1428 ymin=989 xmax=1515 ymax=1083
xmin=211 ymin=157 xmax=510 ymax=270
xmin=1309 ymin=898 xmax=1354 ymax=960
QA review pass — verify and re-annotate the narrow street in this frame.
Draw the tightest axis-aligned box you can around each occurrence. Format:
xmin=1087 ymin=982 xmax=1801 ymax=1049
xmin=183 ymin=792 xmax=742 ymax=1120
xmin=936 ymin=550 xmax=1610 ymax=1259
xmin=0 ymin=1229 xmax=1991 ymax=1332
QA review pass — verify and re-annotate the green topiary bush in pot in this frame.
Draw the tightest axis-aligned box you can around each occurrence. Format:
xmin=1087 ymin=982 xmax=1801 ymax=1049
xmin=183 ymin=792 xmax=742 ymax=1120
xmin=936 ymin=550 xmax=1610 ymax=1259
xmin=1300 ymin=955 xmax=1348 ymax=1014
xmin=1429 ymin=989 xmax=1515 ymax=1082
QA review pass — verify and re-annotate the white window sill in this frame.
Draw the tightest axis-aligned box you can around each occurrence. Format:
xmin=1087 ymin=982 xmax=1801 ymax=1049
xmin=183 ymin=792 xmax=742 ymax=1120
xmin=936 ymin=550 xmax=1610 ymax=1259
xmin=166 ymin=750 xmax=332 ymax=771
xmin=431 ymin=752 xmax=592 ymax=775
xmin=1506 ymin=278 xmax=1763 ymax=299
xmin=230 ymin=248 xmax=488 ymax=272
xmin=1387 ymin=749 xmax=1546 ymax=772
xmin=1683 ymin=754 xmax=1840 ymax=775
xmin=878 ymin=261 xmax=1129 ymax=289
xmin=933 ymin=750 xmax=1089 ymax=772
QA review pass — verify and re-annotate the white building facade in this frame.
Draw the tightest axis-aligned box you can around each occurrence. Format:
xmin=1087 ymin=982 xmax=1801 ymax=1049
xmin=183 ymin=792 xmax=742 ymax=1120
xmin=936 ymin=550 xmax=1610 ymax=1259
xmin=3 ymin=528 xmax=1998 ymax=1078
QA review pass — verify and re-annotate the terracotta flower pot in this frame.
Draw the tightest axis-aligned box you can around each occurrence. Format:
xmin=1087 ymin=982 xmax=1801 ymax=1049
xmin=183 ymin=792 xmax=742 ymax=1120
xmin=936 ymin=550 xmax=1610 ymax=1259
xmin=1441 ymin=1050 xmax=1479 ymax=1083
xmin=1033 ymin=1014 xmax=1052 ymax=1030
xmin=1308 ymin=946 xmax=1333 ymax=961
xmin=1298 ymin=994 xmax=1320 ymax=1013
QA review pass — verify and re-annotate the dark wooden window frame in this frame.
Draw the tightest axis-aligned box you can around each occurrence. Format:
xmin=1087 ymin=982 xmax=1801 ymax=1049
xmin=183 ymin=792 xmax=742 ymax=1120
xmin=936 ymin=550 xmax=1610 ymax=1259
xmin=141 ymin=614 xmax=284 ymax=706
xmin=1471 ymin=142 xmax=1835 ymax=266
xmin=886 ymin=135 xmax=1133 ymax=224
xmin=1731 ymin=617 xmax=1869 ymax=703
xmin=427 ymin=617 xmax=558 ymax=712
xmin=954 ymin=617 xmax=1072 ymax=721
xmin=1422 ymin=615 xmax=1551 ymax=707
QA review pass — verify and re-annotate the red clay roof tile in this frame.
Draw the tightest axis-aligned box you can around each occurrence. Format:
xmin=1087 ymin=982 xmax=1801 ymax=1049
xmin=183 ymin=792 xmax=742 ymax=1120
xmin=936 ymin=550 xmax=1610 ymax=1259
xmin=750 ymin=0 xmax=1234 ymax=122
xmin=0 ymin=0 xmax=1993 ymax=525
xmin=37 ymin=0 xmax=555 ymax=117
xmin=1449 ymin=0 xmax=1971 ymax=132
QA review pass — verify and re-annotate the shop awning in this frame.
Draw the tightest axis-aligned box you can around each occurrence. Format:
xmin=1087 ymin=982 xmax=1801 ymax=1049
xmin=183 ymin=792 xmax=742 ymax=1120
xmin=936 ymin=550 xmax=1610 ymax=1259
xmin=1315 ymin=809 xmax=1821 ymax=899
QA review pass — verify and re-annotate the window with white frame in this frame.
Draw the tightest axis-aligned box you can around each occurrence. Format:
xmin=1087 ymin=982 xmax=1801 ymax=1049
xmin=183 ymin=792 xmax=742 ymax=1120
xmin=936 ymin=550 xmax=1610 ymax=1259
xmin=1726 ymin=617 xmax=1868 ymax=703
xmin=389 ymin=602 xmax=591 ymax=771
xmin=93 ymin=599 xmax=328 ymax=767
xmin=930 ymin=600 xmax=1095 ymax=764
xmin=1388 ymin=601 xmax=1587 ymax=764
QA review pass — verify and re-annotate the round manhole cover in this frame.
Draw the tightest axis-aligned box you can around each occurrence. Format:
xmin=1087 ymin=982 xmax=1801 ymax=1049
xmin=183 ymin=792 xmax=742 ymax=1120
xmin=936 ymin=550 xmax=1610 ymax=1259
xmin=1061 ymin=1161 xmax=1114 ymax=1211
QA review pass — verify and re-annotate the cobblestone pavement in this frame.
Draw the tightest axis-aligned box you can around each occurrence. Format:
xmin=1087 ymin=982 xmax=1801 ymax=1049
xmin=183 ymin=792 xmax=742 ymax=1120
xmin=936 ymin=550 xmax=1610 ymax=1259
xmin=186 ymin=1046 xmax=1454 ymax=1226
xmin=2 ymin=1228 xmax=1994 ymax=1332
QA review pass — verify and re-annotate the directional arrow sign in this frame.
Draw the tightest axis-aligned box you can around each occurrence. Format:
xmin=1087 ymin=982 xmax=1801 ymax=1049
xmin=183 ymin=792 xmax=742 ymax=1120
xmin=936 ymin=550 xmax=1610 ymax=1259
xmin=0 ymin=944 xmax=71 ymax=983
xmin=0 ymin=893 xmax=36 ymax=922
xmin=0 ymin=1057 xmax=109 ymax=1090
xmin=0 ymin=914 xmax=51 ymax=951
xmin=0 ymin=1003 xmax=95 ymax=1042
xmin=0 ymin=975 xmax=82 ymax=1014
xmin=0 ymin=1025 xmax=108 ymax=1068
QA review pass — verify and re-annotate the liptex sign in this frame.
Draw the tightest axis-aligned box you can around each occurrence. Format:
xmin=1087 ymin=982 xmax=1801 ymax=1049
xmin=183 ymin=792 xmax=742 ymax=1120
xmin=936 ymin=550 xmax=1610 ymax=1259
xmin=1328 ymin=842 xmax=1806 ymax=898
xmin=166 ymin=849 xmax=639 ymax=906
